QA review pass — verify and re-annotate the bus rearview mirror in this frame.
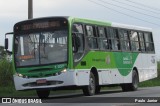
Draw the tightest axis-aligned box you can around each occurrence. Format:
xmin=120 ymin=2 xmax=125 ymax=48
xmin=5 ymin=38 xmax=8 ymax=50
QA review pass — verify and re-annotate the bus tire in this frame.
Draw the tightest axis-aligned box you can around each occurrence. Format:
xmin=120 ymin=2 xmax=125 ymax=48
xmin=121 ymin=84 xmax=129 ymax=92
xmin=130 ymin=70 xmax=139 ymax=91
xmin=36 ymin=89 xmax=50 ymax=99
xmin=121 ymin=70 xmax=139 ymax=92
xmin=82 ymin=72 xmax=96 ymax=96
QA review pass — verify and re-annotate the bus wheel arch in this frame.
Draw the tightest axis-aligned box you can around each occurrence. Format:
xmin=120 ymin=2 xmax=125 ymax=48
xmin=82 ymin=67 xmax=100 ymax=96
xmin=121 ymin=67 xmax=139 ymax=92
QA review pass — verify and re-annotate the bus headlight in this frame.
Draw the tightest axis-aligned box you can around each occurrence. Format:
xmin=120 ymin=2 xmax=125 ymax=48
xmin=16 ymin=73 xmax=28 ymax=78
xmin=17 ymin=73 xmax=23 ymax=77
xmin=55 ymin=69 xmax=67 ymax=76
xmin=61 ymin=69 xmax=67 ymax=73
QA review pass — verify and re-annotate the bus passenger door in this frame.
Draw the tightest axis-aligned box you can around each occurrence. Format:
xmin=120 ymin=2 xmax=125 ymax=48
xmin=72 ymin=24 xmax=85 ymax=65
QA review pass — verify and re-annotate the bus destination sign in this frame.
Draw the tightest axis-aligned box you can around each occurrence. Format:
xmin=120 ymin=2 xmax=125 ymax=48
xmin=21 ymin=21 xmax=60 ymax=30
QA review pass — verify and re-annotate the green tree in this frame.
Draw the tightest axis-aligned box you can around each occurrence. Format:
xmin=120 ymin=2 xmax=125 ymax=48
xmin=0 ymin=46 xmax=7 ymax=60
xmin=0 ymin=46 xmax=13 ymax=86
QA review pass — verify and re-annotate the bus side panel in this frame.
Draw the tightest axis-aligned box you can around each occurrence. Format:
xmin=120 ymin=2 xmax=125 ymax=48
xmin=99 ymin=70 xmax=112 ymax=84
xmin=99 ymin=69 xmax=132 ymax=85
xmin=133 ymin=53 xmax=157 ymax=82
xmin=76 ymin=69 xmax=90 ymax=86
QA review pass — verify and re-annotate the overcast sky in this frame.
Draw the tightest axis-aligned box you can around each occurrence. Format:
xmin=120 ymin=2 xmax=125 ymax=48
xmin=0 ymin=0 xmax=160 ymax=59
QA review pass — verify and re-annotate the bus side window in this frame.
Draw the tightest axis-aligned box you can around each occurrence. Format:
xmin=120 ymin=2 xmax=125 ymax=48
xmin=86 ymin=25 xmax=98 ymax=49
xmin=108 ymin=28 xmax=120 ymax=51
xmin=144 ymin=32 xmax=154 ymax=52
xmin=139 ymin=32 xmax=145 ymax=52
xmin=130 ymin=31 xmax=140 ymax=52
xmin=119 ymin=29 xmax=130 ymax=51
xmin=97 ymin=27 xmax=109 ymax=50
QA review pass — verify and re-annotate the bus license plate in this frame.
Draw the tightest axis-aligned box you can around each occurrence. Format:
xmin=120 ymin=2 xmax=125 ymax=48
xmin=36 ymin=79 xmax=47 ymax=84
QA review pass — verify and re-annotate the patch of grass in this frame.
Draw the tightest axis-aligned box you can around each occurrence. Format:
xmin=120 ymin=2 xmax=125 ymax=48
xmin=0 ymin=86 xmax=37 ymax=97
xmin=0 ymin=59 xmax=13 ymax=87
xmin=139 ymin=78 xmax=160 ymax=87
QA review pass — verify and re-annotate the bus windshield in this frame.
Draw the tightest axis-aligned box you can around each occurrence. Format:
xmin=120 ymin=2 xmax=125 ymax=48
xmin=14 ymin=30 xmax=68 ymax=67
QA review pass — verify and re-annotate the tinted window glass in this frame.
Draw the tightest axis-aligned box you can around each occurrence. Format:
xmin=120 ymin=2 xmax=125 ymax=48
xmin=72 ymin=24 xmax=84 ymax=62
xmin=144 ymin=32 xmax=154 ymax=52
xmin=98 ymin=27 xmax=109 ymax=50
xmin=119 ymin=29 xmax=130 ymax=51
xmin=86 ymin=25 xmax=98 ymax=49
xmin=129 ymin=31 xmax=140 ymax=52
xmin=138 ymin=32 xmax=145 ymax=52
xmin=108 ymin=28 xmax=120 ymax=50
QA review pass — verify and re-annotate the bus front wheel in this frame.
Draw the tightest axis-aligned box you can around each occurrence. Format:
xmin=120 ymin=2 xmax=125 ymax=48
xmin=36 ymin=89 xmax=50 ymax=99
xmin=82 ymin=72 xmax=96 ymax=96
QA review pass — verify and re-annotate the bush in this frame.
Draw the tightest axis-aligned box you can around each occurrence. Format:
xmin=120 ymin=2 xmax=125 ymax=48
xmin=0 ymin=58 xmax=13 ymax=87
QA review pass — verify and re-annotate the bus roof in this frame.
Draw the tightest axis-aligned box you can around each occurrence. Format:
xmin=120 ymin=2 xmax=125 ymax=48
xmin=14 ymin=16 xmax=152 ymax=32
xmin=112 ymin=23 xmax=152 ymax=32
xmin=70 ymin=17 xmax=152 ymax=32
xmin=70 ymin=17 xmax=112 ymax=27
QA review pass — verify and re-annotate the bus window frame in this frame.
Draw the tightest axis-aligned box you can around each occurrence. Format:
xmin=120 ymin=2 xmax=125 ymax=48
xmin=138 ymin=31 xmax=146 ymax=53
xmin=72 ymin=23 xmax=85 ymax=62
xmin=118 ymin=28 xmax=131 ymax=52
xmin=143 ymin=32 xmax=155 ymax=53
xmin=128 ymin=30 xmax=141 ymax=53
xmin=97 ymin=26 xmax=109 ymax=51
xmin=13 ymin=19 xmax=69 ymax=68
xmin=73 ymin=23 xmax=155 ymax=54
xmin=85 ymin=24 xmax=99 ymax=50
xmin=107 ymin=27 xmax=121 ymax=52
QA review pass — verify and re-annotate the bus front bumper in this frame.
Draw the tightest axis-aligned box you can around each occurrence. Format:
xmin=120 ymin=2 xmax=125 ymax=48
xmin=13 ymin=70 xmax=90 ymax=91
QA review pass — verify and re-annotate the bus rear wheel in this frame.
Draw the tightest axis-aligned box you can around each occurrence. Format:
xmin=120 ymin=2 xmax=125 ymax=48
xmin=36 ymin=89 xmax=50 ymax=99
xmin=121 ymin=70 xmax=139 ymax=92
xmin=82 ymin=72 xmax=96 ymax=96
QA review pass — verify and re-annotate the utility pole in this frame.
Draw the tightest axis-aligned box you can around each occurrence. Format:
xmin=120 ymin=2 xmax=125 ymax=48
xmin=28 ymin=0 xmax=33 ymax=19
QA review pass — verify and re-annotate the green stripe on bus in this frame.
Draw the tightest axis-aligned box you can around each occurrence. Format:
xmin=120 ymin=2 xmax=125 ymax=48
xmin=75 ymin=51 xmax=139 ymax=76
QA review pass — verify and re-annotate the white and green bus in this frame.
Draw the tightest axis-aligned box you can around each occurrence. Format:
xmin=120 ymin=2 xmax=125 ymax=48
xmin=5 ymin=16 xmax=157 ymax=98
